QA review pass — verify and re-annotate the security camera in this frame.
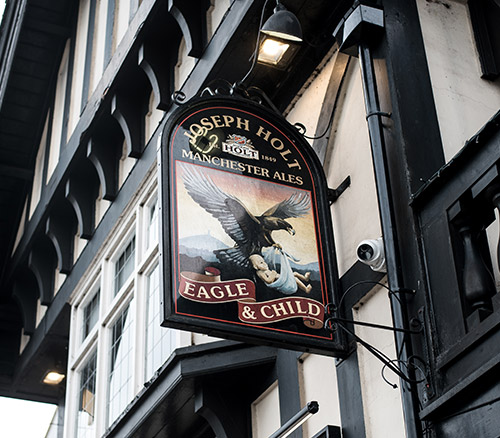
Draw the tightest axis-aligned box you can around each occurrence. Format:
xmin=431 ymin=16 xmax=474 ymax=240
xmin=356 ymin=238 xmax=386 ymax=273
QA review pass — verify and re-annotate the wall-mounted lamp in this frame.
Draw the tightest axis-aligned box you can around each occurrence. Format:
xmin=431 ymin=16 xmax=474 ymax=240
xmin=268 ymin=401 xmax=319 ymax=438
xmin=260 ymin=2 xmax=303 ymax=42
xmin=42 ymin=370 xmax=65 ymax=385
xmin=257 ymin=1 xmax=302 ymax=69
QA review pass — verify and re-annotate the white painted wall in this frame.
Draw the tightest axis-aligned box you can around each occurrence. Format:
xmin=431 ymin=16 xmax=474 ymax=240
xmin=35 ymin=298 xmax=47 ymax=328
xmin=353 ymin=284 xmax=406 ymax=438
xmin=12 ymin=200 xmax=27 ymax=254
xmin=286 ymin=51 xmax=336 ymax=141
xmin=252 ymin=381 xmax=281 ymax=438
xmin=486 ymin=212 xmax=500 ymax=291
xmin=286 ymin=51 xmax=381 ymax=277
xmin=46 ymin=41 xmax=70 ymax=182
xmin=416 ymin=0 xmax=500 ymax=161
xmin=207 ymin=0 xmax=231 ymax=41
xmin=89 ymin=0 xmax=108 ymax=97
xmin=174 ymin=38 xmax=196 ymax=92
xmin=145 ymin=91 xmax=163 ymax=143
xmin=299 ymin=353 xmax=341 ymax=437
xmin=29 ymin=116 xmax=49 ymax=218
xmin=324 ymin=61 xmax=382 ymax=276
xmin=118 ymin=140 xmax=136 ymax=188
xmin=67 ymin=0 xmax=90 ymax=139
xmin=115 ymin=0 xmax=131 ymax=49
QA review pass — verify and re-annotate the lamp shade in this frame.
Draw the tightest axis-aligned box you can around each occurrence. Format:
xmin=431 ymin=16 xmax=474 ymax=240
xmin=261 ymin=3 xmax=303 ymax=42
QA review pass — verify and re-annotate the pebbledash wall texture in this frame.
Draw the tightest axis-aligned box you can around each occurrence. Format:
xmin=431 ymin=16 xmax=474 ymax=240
xmin=0 ymin=1 xmax=499 ymax=438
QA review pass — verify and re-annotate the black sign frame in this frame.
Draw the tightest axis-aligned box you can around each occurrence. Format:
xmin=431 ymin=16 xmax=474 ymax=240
xmin=159 ymin=95 xmax=346 ymax=357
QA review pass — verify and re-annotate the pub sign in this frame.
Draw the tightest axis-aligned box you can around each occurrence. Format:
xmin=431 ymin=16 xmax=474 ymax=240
xmin=160 ymin=96 xmax=345 ymax=356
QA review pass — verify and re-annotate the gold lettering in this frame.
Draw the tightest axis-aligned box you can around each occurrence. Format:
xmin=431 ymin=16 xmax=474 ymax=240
xmin=270 ymin=137 xmax=284 ymax=151
xmin=223 ymin=115 xmax=234 ymax=127
xmin=237 ymin=117 xmax=250 ymax=131
xmin=256 ymin=126 xmax=272 ymax=141
xmin=287 ymin=159 xmax=302 ymax=170
xmin=200 ymin=118 xmax=214 ymax=130
xmin=210 ymin=115 xmax=224 ymax=128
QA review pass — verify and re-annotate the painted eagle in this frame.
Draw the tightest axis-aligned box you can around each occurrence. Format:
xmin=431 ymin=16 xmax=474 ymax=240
xmin=181 ymin=165 xmax=311 ymax=269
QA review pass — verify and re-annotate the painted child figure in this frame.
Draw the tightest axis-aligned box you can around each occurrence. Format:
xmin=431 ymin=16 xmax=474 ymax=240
xmin=249 ymin=253 xmax=312 ymax=294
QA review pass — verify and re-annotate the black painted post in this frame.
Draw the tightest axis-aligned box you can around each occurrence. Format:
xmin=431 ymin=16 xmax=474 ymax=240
xmin=358 ymin=41 xmax=422 ymax=438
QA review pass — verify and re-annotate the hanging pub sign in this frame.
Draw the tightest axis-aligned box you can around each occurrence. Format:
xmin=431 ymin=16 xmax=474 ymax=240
xmin=160 ymin=95 xmax=346 ymax=356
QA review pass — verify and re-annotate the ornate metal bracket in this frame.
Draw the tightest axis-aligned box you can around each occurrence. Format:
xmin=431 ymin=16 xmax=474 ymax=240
xmin=325 ymin=282 xmax=426 ymax=388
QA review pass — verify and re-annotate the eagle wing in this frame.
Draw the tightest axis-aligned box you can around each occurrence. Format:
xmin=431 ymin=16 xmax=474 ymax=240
xmin=180 ymin=164 xmax=260 ymax=248
xmin=261 ymin=191 xmax=311 ymax=219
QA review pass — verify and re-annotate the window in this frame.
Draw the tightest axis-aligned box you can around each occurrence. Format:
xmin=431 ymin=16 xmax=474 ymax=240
xmin=114 ymin=237 xmax=135 ymax=295
xmin=469 ymin=0 xmax=500 ymax=79
xmin=67 ymin=181 xmax=177 ymax=435
xmin=82 ymin=291 xmax=100 ymax=343
xmin=147 ymin=197 xmax=158 ymax=250
xmin=76 ymin=350 xmax=97 ymax=438
xmin=145 ymin=265 xmax=176 ymax=381
xmin=107 ymin=300 xmax=135 ymax=426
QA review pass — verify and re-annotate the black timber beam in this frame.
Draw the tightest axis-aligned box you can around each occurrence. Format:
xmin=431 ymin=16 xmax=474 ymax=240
xmin=86 ymin=137 xmax=120 ymax=202
xmin=168 ymin=0 xmax=210 ymax=58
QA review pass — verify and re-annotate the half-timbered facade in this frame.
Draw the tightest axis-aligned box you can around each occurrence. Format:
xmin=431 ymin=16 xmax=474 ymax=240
xmin=0 ymin=1 xmax=499 ymax=437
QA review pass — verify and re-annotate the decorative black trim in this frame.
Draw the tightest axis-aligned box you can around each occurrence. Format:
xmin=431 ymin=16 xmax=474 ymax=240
xmin=65 ymin=176 xmax=97 ymax=240
xmin=86 ymin=137 xmax=120 ymax=202
xmin=28 ymin=238 xmax=56 ymax=305
xmin=12 ymin=275 xmax=38 ymax=336
xmin=45 ymin=205 xmax=75 ymax=274
xmin=138 ymin=42 xmax=172 ymax=111
xmin=168 ymin=0 xmax=209 ymax=58
xmin=111 ymin=93 xmax=144 ymax=158
xmin=81 ymin=0 xmax=97 ymax=113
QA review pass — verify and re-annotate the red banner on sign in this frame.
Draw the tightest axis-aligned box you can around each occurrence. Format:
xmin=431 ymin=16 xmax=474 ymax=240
xmin=179 ymin=271 xmax=324 ymax=329
xmin=238 ymin=297 xmax=324 ymax=329
xmin=179 ymin=271 xmax=256 ymax=303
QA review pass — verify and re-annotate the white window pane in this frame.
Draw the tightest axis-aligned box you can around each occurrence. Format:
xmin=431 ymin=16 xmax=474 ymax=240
xmin=107 ymin=300 xmax=134 ymax=426
xmin=145 ymin=265 xmax=176 ymax=381
xmin=76 ymin=350 xmax=97 ymax=438
xmin=114 ymin=237 xmax=135 ymax=295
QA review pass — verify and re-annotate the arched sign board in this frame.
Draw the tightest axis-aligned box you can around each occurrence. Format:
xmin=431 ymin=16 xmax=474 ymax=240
xmin=160 ymin=96 xmax=346 ymax=357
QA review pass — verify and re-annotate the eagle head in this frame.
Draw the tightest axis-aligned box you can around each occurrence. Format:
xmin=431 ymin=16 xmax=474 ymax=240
xmin=276 ymin=218 xmax=294 ymax=235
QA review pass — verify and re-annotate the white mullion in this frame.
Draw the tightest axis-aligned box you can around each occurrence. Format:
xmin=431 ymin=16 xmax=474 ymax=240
xmin=94 ymin=321 xmax=107 ymax=437
xmin=63 ymin=304 xmax=79 ymax=438
xmin=95 ymin=263 xmax=110 ymax=437
xmin=133 ymin=278 xmax=143 ymax=393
